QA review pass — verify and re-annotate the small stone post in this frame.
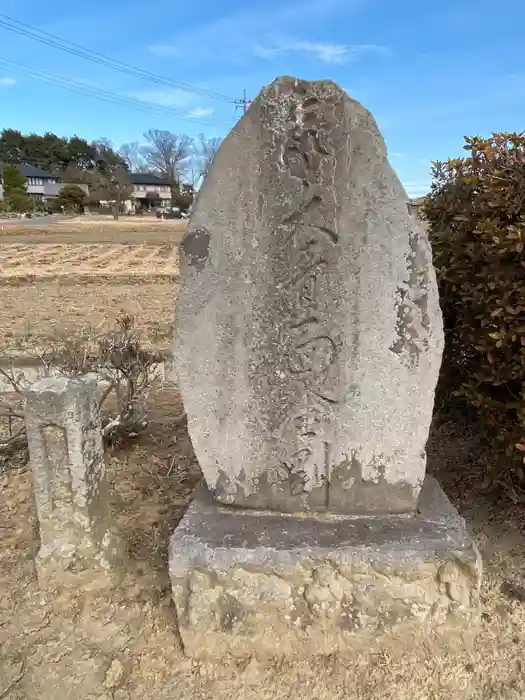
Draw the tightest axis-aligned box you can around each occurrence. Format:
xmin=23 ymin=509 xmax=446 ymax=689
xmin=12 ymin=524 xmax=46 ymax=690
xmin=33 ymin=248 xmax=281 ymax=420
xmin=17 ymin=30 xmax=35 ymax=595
xmin=25 ymin=375 xmax=121 ymax=588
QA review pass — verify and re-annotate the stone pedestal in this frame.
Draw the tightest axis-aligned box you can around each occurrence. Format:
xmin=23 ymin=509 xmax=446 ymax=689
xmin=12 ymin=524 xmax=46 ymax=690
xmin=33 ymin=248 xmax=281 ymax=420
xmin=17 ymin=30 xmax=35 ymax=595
xmin=169 ymin=478 xmax=481 ymax=659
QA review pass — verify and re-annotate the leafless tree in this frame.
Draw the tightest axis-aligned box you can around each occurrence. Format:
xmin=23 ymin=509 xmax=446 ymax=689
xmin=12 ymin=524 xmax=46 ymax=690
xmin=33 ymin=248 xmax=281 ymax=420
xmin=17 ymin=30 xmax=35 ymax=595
xmin=186 ymin=164 xmax=201 ymax=189
xmin=88 ymin=165 xmax=133 ymax=220
xmin=93 ymin=137 xmax=115 ymax=154
xmin=141 ymin=129 xmax=193 ymax=197
xmin=86 ymin=140 xmax=132 ymax=218
xmin=197 ymin=134 xmax=222 ymax=181
xmin=118 ymin=141 xmax=147 ymax=173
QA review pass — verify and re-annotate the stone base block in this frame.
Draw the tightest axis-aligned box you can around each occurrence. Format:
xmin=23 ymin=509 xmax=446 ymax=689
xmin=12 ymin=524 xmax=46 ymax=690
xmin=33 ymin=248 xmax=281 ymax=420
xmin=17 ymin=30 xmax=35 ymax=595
xmin=169 ymin=477 xmax=482 ymax=659
xmin=36 ymin=527 xmax=123 ymax=591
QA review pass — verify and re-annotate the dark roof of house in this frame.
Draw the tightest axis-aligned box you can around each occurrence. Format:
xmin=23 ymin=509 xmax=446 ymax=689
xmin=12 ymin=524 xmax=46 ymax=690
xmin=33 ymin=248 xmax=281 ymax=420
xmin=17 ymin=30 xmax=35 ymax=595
xmin=128 ymin=172 xmax=171 ymax=186
xmin=17 ymin=163 xmax=57 ymax=179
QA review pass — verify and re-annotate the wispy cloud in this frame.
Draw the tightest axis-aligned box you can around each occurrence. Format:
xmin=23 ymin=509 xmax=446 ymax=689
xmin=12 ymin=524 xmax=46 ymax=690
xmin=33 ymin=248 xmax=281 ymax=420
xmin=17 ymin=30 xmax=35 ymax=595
xmin=128 ymin=87 xmax=214 ymax=120
xmin=148 ymin=0 xmax=364 ymax=66
xmin=0 ymin=76 xmax=16 ymax=87
xmin=389 ymin=152 xmax=405 ymax=158
xmin=253 ymin=39 xmax=388 ymax=64
xmin=129 ymin=88 xmax=196 ymax=108
xmin=187 ymin=107 xmax=215 ymax=118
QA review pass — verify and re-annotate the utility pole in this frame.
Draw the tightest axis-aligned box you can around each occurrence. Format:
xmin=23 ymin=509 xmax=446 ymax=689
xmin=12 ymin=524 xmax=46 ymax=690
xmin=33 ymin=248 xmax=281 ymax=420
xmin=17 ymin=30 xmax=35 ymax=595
xmin=234 ymin=90 xmax=252 ymax=116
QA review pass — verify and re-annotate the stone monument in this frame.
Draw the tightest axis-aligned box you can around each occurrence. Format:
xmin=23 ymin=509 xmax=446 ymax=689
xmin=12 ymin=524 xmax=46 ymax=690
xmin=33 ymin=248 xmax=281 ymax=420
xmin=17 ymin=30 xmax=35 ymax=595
xmin=170 ymin=76 xmax=482 ymax=658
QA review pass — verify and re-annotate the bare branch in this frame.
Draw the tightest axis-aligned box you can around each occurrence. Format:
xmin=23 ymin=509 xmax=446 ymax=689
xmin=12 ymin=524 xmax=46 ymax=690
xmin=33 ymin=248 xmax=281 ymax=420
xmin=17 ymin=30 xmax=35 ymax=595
xmin=0 ymin=314 xmax=163 ymax=465
xmin=98 ymin=381 xmax=116 ymax=409
xmin=141 ymin=129 xmax=193 ymax=192
xmin=0 ymin=364 xmax=28 ymax=394
xmin=118 ymin=141 xmax=147 ymax=172
xmin=197 ymin=133 xmax=222 ymax=180
xmin=87 ymin=143 xmax=132 ymax=219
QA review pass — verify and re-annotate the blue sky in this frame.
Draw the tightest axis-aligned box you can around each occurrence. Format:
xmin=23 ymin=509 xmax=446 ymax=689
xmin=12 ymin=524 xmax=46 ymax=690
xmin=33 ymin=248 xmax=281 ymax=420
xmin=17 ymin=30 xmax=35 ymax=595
xmin=0 ymin=0 xmax=523 ymax=196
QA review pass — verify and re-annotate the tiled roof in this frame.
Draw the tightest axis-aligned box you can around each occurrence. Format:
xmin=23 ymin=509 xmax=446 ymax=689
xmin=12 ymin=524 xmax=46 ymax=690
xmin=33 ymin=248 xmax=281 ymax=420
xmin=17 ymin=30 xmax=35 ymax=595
xmin=128 ymin=172 xmax=172 ymax=186
xmin=17 ymin=163 xmax=56 ymax=179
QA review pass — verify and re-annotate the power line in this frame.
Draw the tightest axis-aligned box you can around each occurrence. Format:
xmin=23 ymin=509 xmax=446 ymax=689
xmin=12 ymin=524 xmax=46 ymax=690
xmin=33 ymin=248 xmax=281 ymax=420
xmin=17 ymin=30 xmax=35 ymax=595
xmin=0 ymin=55 xmax=231 ymax=125
xmin=0 ymin=12 xmax=237 ymax=104
xmin=0 ymin=57 xmax=228 ymax=127
xmin=0 ymin=56 xmax=235 ymax=128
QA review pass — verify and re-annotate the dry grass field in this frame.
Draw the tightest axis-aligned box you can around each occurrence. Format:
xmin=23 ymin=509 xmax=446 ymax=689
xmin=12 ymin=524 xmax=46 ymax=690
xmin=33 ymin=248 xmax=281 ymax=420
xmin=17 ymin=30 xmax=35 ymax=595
xmin=0 ymin=216 xmax=188 ymax=245
xmin=0 ymin=215 xmax=187 ymax=235
xmin=0 ymin=243 xmax=176 ymax=277
xmin=0 ymin=217 xmax=184 ymax=357
xmin=1 ymin=218 xmax=525 ymax=699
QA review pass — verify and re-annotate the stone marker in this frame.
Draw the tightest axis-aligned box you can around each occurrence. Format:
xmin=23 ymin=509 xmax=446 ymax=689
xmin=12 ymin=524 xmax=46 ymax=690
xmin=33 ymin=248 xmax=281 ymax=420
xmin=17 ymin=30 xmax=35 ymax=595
xmin=170 ymin=76 xmax=482 ymax=658
xmin=176 ymin=77 xmax=443 ymax=514
xmin=26 ymin=375 xmax=121 ymax=588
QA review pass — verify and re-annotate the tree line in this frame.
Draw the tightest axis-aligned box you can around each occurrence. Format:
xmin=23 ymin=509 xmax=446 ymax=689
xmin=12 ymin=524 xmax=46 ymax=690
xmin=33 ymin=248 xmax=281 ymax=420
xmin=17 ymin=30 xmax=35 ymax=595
xmin=0 ymin=127 xmax=222 ymax=215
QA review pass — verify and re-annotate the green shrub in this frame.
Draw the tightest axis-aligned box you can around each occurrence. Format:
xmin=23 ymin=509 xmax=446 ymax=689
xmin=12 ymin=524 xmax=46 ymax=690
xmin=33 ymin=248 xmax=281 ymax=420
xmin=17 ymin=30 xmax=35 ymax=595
xmin=6 ymin=188 xmax=33 ymax=213
xmin=46 ymin=197 xmax=64 ymax=214
xmin=55 ymin=184 xmax=87 ymax=213
xmin=426 ymin=132 xmax=525 ymax=497
xmin=2 ymin=165 xmax=27 ymax=197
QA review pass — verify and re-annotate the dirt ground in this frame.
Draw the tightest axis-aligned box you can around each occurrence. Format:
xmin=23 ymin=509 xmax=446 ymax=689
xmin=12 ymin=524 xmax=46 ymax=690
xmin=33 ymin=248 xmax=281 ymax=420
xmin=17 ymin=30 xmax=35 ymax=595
xmin=0 ymin=278 xmax=177 ymax=357
xmin=0 ymin=244 xmax=177 ymax=278
xmin=0 ymin=218 xmax=187 ymax=246
xmin=0 ymin=215 xmax=187 ymax=234
xmin=0 ymin=220 xmax=182 ymax=357
xmin=1 ymin=220 xmax=525 ymax=698
xmin=1 ymin=390 xmax=525 ymax=700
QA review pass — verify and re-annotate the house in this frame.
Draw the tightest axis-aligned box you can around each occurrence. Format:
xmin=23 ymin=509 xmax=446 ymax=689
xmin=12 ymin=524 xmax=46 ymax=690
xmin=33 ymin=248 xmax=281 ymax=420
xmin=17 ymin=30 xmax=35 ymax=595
xmin=408 ymin=196 xmax=427 ymax=217
xmin=125 ymin=173 xmax=172 ymax=212
xmin=0 ymin=163 xmax=89 ymax=205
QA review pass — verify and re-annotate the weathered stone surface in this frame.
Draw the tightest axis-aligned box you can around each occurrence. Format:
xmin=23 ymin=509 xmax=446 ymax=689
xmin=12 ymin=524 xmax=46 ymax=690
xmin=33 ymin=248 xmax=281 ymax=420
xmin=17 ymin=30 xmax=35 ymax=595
xmin=174 ymin=75 xmax=444 ymax=514
xmin=25 ymin=375 xmax=121 ymax=587
xmin=169 ymin=477 xmax=481 ymax=659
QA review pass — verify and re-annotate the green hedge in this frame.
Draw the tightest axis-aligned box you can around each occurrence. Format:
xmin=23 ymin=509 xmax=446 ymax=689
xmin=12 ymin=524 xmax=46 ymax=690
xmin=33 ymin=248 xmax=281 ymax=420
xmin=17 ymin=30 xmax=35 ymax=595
xmin=426 ymin=133 xmax=525 ymax=496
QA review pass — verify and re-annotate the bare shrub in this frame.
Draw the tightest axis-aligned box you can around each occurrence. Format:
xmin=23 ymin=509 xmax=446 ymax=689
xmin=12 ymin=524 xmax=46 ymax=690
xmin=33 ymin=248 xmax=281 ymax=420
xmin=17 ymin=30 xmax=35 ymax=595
xmin=0 ymin=314 xmax=165 ymax=470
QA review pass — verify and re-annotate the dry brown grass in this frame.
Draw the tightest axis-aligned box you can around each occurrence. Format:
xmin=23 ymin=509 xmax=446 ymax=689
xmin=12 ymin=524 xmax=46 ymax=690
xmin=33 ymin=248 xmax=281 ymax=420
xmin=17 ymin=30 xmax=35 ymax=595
xmin=0 ymin=278 xmax=177 ymax=357
xmin=0 ymin=216 xmax=187 ymax=237
xmin=0 ymin=395 xmax=524 ymax=700
xmin=0 ymin=243 xmax=178 ymax=279
xmin=0 ymin=219 xmax=181 ymax=358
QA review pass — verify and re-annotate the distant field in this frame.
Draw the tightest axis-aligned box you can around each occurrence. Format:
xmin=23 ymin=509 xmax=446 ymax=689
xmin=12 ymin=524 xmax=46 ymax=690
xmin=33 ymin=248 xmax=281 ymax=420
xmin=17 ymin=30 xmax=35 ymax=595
xmin=0 ymin=214 xmax=188 ymax=233
xmin=0 ymin=216 xmax=183 ymax=357
xmin=0 ymin=243 xmax=177 ymax=279
xmin=0 ymin=216 xmax=188 ymax=245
